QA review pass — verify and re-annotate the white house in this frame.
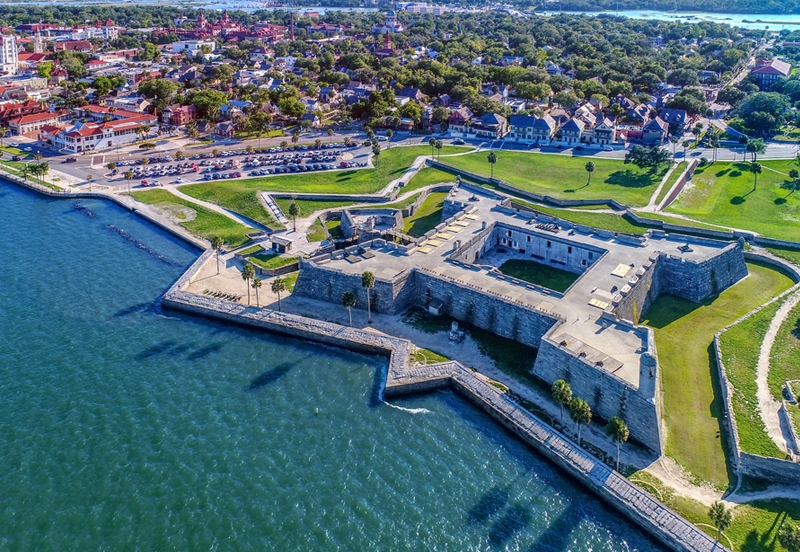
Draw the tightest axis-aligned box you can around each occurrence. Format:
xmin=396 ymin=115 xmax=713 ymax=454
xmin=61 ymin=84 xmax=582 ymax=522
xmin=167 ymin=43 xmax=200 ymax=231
xmin=171 ymin=40 xmax=216 ymax=55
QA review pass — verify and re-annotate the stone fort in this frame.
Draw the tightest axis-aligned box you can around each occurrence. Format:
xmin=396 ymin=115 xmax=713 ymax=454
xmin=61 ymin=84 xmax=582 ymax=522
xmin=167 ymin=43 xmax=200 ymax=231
xmin=292 ymin=185 xmax=748 ymax=453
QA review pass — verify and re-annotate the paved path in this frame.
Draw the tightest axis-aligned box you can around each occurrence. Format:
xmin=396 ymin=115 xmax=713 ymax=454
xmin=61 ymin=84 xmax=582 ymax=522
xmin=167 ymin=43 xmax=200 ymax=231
xmin=757 ymin=290 xmax=800 ymax=454
xmin=645 ymin=161 xmax=680 ymax=210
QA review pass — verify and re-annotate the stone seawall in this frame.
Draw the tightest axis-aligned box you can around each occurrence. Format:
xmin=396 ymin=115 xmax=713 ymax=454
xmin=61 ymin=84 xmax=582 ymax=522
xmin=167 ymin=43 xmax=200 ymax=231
xmin=161 ymin=283 xmax=726 ymax=552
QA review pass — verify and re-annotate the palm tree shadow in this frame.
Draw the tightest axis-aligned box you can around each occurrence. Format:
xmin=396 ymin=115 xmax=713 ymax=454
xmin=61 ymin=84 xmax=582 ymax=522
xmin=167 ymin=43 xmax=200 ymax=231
xmin=730 ymin=196 xmax=746 ymax=205
xmin=489 ymin=502 xmax=533 ymax=547
xmin=468 ymin=484 xmax=511 ymax=525
xmin=247 ymin=362 xmax=293 ymax=390
xmin=775 ymin=197 xmax=787 ymax=205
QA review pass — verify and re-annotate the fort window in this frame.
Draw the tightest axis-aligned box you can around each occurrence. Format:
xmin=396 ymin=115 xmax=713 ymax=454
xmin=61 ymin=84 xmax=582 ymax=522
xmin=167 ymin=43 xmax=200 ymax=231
xmin=547 ymin=241 xmax=551 ymax=248
xmin=568 ymin=246 xmax=572 ymax=254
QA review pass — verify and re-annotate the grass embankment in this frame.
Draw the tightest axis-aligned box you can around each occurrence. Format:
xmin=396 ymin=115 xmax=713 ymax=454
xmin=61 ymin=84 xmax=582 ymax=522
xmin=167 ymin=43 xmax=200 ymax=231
xmin=720 ymin=300 xmax=785 ymax=459
xmin=497 ymin=259 xmax=579 ymax=293
xmin=641 ymin=261 xmax=795 ymax=487
xmin=668 ymin=160 xmax=800 ymax=242
xmin=630 ymin=472 xmax=800 ymax=552
xmin=325 ymin=218 xmax=344 ymax=240
xmin=513 ymin=198 xmax=650 ymax=234
xmin=768 ymin=247 xmax=800 ymax=268
xmin=401 ymin=167 xmax=455 ymax=193
xmin=179 ymin=146 xmax=470 ymax=227
xmin=440 ymin=151 xmax=668 ymax=207
xmin=771 ymin=301 xmax=800 ymax=401
xmin=247 ymin=252 xmax=298 ymax=270
xmin=306 ymin=218 xmax=327 ymax=242
xmin=131 ymin=189 xmax=252 ymax=248
xmin=403 ymin=192 xmax=448 ymax=237
xmin=274 ymin=198 xmax=355 ymax=218
xmin=630 ymin=210 xmax=732 ymax=231
xmin=653 ymin=161 xmax=688 ymax=207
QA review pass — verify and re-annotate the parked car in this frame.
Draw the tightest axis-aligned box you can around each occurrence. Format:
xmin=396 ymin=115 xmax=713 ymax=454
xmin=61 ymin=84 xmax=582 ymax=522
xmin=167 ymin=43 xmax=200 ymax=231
xmin=452 ymin=138 xmax=466 ymax=145
xmin=65 ymin=157 xmax=78 ymax=163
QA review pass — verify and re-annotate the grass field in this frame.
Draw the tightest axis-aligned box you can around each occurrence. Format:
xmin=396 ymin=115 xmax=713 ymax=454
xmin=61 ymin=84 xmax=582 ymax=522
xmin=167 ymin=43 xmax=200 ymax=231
xmin=768 ymin=247 xmax=800 ymax=268
xmin=641 ymin=261 xmax=795 ymax=487
xmin=497 ymin=259 xmax=579 ymax=293
xmin=654 ymin=161 xmax=687 ymax=207
xmin=630 ymin=210 xmax=728 ymax=231
xmin=770 ymin=301 xmax=800 ymax=400
xmin=247 ymin=252 xmax=298 ymax=270
xmin=131 ymin=189 xmax=252 ymax=248
xmin=668 ymin=160 xmax=800 ymax=241
xmin=179 ymin=146 xmax=469 ymax=227
xmin=325 ymin=218 xmax=344 ymax=240
xmin=440 ymin=151 xmax=668 ymax=207
xmin=403 ymin=192 xmax=448 ymax=237
xmin=720 ymin=300 xmax=785 ymax=459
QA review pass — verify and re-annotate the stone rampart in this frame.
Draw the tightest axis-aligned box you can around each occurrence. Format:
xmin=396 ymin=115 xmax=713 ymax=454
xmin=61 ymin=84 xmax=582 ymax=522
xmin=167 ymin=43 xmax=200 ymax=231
xmin=659 ymin=241 xmax=748 ymax=302
xmin=532 ymin=337 xmax=661 ymax=452
xmin=613 ymin=253 xmax=663 ymax=324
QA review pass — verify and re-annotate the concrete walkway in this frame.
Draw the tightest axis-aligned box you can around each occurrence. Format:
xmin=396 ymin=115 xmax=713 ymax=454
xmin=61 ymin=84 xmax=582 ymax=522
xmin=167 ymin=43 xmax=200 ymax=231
xmin=165 ymin=185 xmax=263 ymax=231
xmin=757 ymin=291 xmax=800 ymax=454
xmin=644 ymin=161 xmax=681 ymax=211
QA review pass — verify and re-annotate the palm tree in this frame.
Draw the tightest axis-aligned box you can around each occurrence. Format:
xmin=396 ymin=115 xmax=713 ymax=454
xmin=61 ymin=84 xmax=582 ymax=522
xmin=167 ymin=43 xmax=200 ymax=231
xmin=584 ymin=161 xmax=595 ymax=186
xmin=361 ymin=271 xmax=375 ymax=324
xmin=342 ymin=291 xmax=357 ymax=327
xmin=124 ymin=170 xmax=134 ymax=193
xmin=746 ymin=138 xmax=766 ymax=162
xmin=428 ymin=137 xmax=436 ymax=157
xmin=434 ymin=139 xmax=443 ymax=160
xmin=38 ymin=162 xmax=49 ymax=184
xmin=211 ymin=236 xmax=224 ymax=274
xmin=242 ymin=263 xmax=255 ymax=305
xmin=288 ymin=202 xmax=300 ymax=232
xmin=386 ymin=128 xmax=393 ymax=148
xmin=551 ymin=379 xmax=572 ymax=427
xmin=706 ymin=127 xmax=719 ymax=162
xmin=252 ymin=277 xmax=262 ymax=307
xmin=487 ymin=151 xmax=498 ymax=179
xmin=33 ymin=152 xmax=43 ymax=163
xmin=670 ymin=135 xmax=679 ymax=161
xmin=0 ymin=125 xmax=7 ymax=147
xmin=372 ymin=142 xmax=381 ymax=166
xmin=344 ymin=136 xmax=351 ymax=147
xmin=280 ymin=140 xmax=288 ymax=149
xmin=786 ymin=169 xmax=800 ymax=198
xmin=175 ymin=150 xmax=185 ymax=160
xmin=606 ymin=416 xmax=629 ymax=471
xmin=212 ymin=148 xmax=220 ymax=158
xmin=750 ymin=161 xmax=762 ymax=191
xmin=569 ymin=397 xmax=592 ymax=443
xmin=682 ymin=140 xmax=690 ymax=159
xmin=692 ymin=122 xmax=703 ymax=143
xmin=708 ymin=502 xmax=732 ymax=544
xmin=314 ymin=138 xmax=322 ymax=150
xmin=327 ymin=128 xmax=334 ymax=143
xmin=778 ymin=521 xmax=800 ymax=552
xmin=271 ymin=277 xmax=286 ymax=312
xmin=86 ymin=174 xmax=93 ymax=190
xmin=291 ymin=130 xmax=300 ymax=144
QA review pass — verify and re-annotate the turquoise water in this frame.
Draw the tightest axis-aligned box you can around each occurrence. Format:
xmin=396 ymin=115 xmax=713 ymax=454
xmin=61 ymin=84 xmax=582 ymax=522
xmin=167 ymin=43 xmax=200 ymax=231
xmin=0 ymin=183 xmax=665 ymax=551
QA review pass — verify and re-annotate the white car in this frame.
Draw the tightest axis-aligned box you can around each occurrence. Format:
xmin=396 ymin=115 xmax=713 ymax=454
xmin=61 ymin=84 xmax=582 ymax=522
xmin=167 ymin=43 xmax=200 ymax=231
xmin=175 ymin=177 xmax=184 ymax=183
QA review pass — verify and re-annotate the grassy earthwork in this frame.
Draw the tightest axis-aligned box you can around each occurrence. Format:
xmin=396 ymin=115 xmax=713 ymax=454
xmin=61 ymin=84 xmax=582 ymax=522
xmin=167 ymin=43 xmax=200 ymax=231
xmin=244 ymin=251 xmax=298 ymax=271
xmin=439 ymin=151 xmax=669 ymax=207
xmin=179 ymin=146 xmax=470 ymax=227
xmin=641 ymin=261 xmax=795 ymax=487
xmin=274 ymin=198 xmax=355 ymax=218
xmin=131 ymin=189 xmax=252 ymax=248
xmin=653 ymin=160 xmax=687 ymax=207
xmin=306 ymin=218 xmax=328 ymax=242
xmin=770 ymin=301 xmax=800 ymax=401
xmin=402 ymin=192 xmax=448 ymax=237
xmin=668 ymin=160 xmax=800 ymax=242
xmin=719 ymin=299 xmax=785 ymax=459
xmin=497 ymin=259 xmax=580 ymax=293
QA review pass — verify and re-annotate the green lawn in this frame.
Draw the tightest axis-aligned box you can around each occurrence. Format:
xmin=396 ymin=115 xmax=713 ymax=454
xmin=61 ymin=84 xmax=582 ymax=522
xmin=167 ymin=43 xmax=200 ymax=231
xmin=411 ymin=347 xmax=450 ymax=365
xmin=668 ymin=161 xmax=800 ymax=242
xmin=641 ymin=261 xmax=795 ymax=487
xmin=654 ymin=161 xmax=688 ymax=207
xmin=275 ymin=198 xmax=355 ymax=219
xmin=248 ymin=252 xmax=298 ymax=270
xmin=283 ymin=271 xmax=299 ymax=293
xmin=306 ymin=218 xmax=327 ymax=242
xmin=403 ymin=192 xmax=447 ymax=237
xmin=131 ymin=189 xmax=252 ymax=248
xmin=179 ymin=146 xmax=469 ymax=227
xmin=439 ymin=151 xmax=668 ymax=207
xmin=770 ymin=301 xmax=800 ymax=400
xmin=720 ymin=300 xmax=785 ymax=459
xmin=629 ymin=210 xmax=728 ymax=231
xmin=401 ymin=167 xmax=456 ymax=193
xmin=325 ymin=218 xmax=344 ymax=240
xmin=497 ymin=259 xmax=579 ymax=293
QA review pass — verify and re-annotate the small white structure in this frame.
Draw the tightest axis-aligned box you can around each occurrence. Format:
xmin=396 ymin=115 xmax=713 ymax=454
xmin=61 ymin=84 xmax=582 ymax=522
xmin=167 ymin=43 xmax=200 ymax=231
xmin=171 ymin=40 xmax=216 ymax=55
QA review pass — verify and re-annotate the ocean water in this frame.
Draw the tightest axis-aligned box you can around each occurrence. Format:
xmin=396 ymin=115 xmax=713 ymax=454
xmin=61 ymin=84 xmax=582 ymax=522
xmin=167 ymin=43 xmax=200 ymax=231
xmin=0 ymin=182 xmax=665 ymax=551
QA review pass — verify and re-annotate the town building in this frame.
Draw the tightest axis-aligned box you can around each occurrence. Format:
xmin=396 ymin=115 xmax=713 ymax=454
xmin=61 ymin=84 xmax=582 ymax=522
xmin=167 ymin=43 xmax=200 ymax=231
xmin=750 ymin=57 xmax=792 ymax=89
xmin=172 ymin=40 xmax=216 ymax=55
xmin=0 ymin=35 xmax=18 ymax=75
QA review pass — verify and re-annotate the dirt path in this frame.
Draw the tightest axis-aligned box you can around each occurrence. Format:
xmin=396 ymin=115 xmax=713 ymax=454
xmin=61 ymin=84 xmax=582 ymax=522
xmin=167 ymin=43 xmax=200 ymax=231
xmin=757 ymin=291 xmax=800 ymax=454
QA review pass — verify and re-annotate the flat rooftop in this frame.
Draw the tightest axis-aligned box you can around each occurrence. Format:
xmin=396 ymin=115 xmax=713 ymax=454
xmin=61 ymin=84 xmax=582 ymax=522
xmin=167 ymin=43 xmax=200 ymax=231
xmin=316 ymin=187 xmax=734 ymax=388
